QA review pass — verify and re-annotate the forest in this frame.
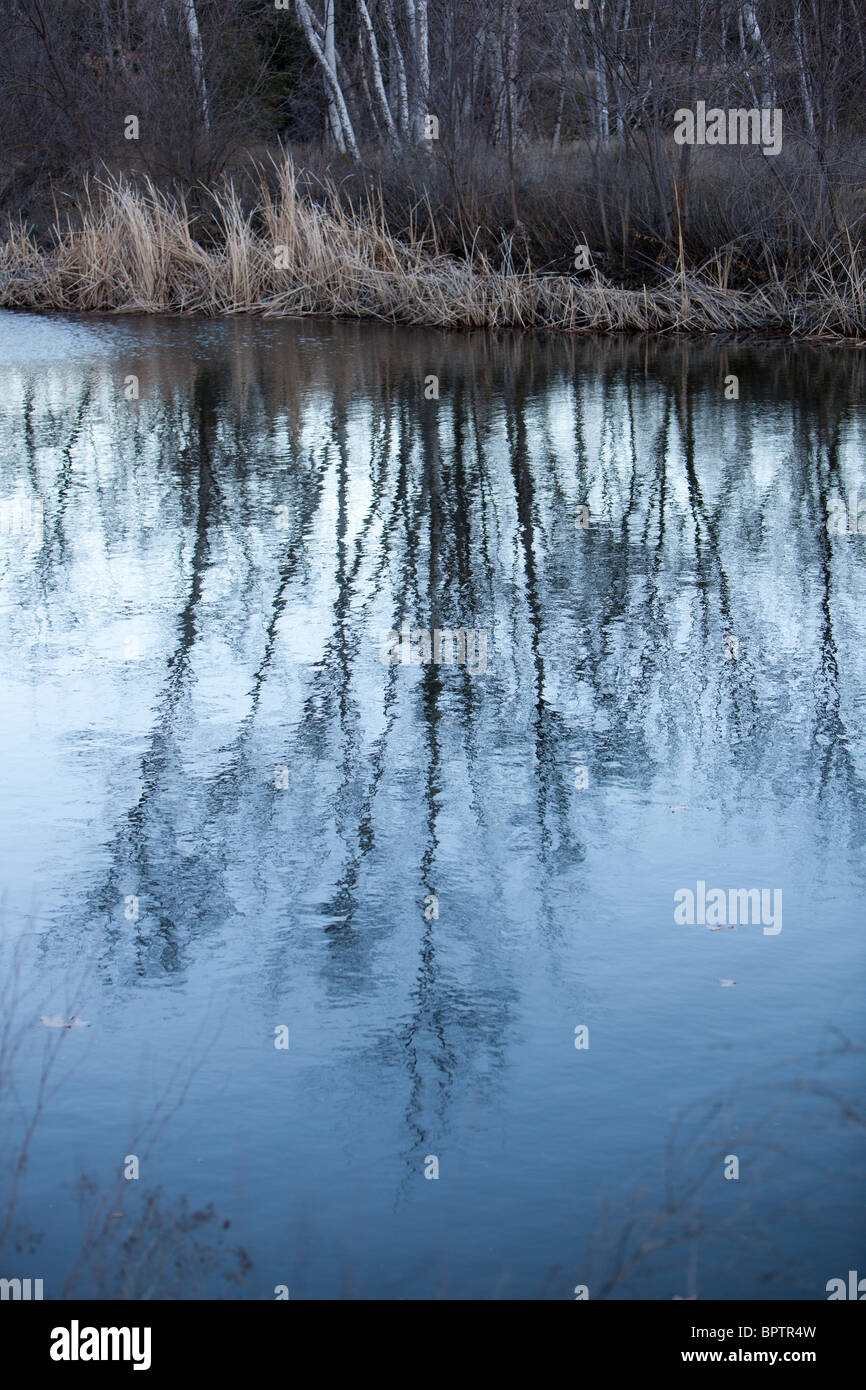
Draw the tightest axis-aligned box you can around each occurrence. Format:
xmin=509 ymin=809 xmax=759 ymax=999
xmin=0 ymin=1 xmax=864 ymax=333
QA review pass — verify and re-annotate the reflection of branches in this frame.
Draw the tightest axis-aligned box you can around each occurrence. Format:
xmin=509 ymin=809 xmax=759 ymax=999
xmin=0 ymin=908 xmax=245 ymax=1298
xmin=79 ymin=369 xmax=228 ymax=978
xmin=4 ymin=321 xmax=866 ymax=1259
xmin=62 ymin=1010 xmax=228 ymax=1298
xmin=584 ymin=1030 xmax=866 ymax=1300
xmin=77 ymin=1184 xmax=252 ymax=1301
xmin=0 ymin=910 xmax=91 ymax=1258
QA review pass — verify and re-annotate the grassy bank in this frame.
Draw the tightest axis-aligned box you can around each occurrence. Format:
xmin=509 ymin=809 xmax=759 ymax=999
xmin=1 ymin=162 xmax=864 ymax=339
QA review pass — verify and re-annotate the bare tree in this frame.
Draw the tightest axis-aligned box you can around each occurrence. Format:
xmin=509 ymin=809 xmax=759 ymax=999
xmin=179 ymin=0 xmax=210 ymax=132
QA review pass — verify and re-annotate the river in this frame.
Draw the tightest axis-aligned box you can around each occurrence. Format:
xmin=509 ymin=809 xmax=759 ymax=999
xmin=0 ymin=310 xmax=864 ymax=1299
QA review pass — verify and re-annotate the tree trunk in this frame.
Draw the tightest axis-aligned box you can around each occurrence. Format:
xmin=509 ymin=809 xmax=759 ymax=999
xmin=294 ymin=0 xmax=360 ymax=159
xmin=794 ymin=0 xmax=816 ymax=137
xmin=179 ymin=0 xmax=210 ymax=132
xmin=324 ymin=0 xmax=342 ymax=147
xmin=357 ymin=0 xmax=398 ymax=146
xmin=382 ymin=0 xmax=410 ymax=139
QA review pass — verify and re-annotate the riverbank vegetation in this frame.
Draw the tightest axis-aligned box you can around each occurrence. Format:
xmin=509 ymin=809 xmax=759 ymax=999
xmin=0 ymin=1 xmax=863 ymax=337
xmin=2 ymin=163 xmax=864 ymax=337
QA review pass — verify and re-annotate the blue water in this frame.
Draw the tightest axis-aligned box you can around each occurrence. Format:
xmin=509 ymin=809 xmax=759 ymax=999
xmin=0 ymin=311 xmax=863 ymax=1299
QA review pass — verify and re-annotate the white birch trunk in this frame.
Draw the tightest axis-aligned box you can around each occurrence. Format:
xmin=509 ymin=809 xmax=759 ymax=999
xmin=382 ymin=0 xmax=410 ymax=139
xmin=294 ymin=0 xmax=360 ymax=158
xmin=324 ymin=0 xmax=342 ymax=147
xmin=179 ymin=0 xmax=210 ymax=132
xmin=404 ymin=0 xmax=430 ymax=145
xmin=741 ymin=1 xmax=774 ymax=108
xmin=794 ymin=0 xmax=816 ymax=136
xmin=590 ymin=0 xmax=609 ymax=141
xmin=357 ymin=0 xmax=398 ymax=145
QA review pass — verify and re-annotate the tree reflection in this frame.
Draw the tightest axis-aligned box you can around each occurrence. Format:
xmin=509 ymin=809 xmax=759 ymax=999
xmin=2 ymin=319 xmax=865 ymax=1171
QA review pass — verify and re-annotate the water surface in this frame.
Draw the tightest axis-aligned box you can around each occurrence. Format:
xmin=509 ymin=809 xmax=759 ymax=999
xmin=0 ymin=311 xmax=864 ymax=1299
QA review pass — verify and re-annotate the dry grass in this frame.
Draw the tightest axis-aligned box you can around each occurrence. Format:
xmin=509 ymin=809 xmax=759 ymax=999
xmin=1 ymin=162 xmax=864 ymax=338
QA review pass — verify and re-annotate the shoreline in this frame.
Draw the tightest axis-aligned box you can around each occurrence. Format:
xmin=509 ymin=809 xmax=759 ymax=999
xmin=2 ymin=167 xmax=864 ymax=344
xmin=3 ymin=303 xmax=865 ymax=348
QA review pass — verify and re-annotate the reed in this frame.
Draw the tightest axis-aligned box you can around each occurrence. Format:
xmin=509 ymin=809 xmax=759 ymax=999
xmin=1 ymin=163 xmax=863 ymax=339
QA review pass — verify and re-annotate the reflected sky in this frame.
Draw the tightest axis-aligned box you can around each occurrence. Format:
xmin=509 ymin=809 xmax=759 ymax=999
xmin=0 ymin=312 xmax=864 ymax=1299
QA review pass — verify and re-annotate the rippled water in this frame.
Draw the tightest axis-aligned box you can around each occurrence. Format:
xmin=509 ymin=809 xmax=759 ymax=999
xmin=0 ymin=310 xmax=864 ymax=1299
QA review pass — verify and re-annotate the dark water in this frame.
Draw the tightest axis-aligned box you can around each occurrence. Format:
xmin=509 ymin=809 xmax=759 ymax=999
xmin=0 ymin=310 xmax=864 ymax=1300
